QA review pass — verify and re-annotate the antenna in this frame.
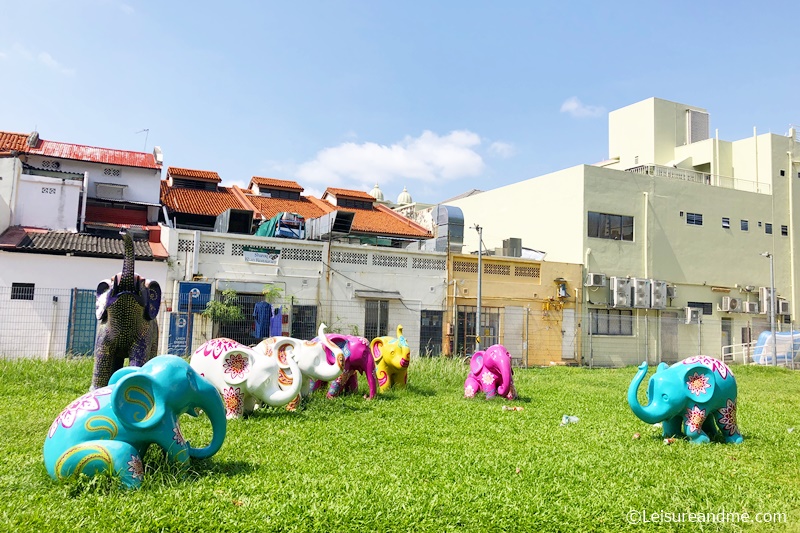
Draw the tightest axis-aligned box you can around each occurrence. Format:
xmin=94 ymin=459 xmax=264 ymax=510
xmin=135 ymin=128 xmax=149 ymax=151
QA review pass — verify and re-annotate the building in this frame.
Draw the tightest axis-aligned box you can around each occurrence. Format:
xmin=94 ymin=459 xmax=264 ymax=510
xmin=445 ymin=97 xmax=800 ymax=366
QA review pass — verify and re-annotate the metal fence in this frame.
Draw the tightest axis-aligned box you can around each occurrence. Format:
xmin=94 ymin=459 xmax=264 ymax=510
xmin=1 ymin=286 xmax=797 ymax=369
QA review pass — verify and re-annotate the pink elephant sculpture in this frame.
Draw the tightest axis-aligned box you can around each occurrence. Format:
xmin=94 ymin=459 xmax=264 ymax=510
xmin=310 ymin=334 xmax=378 ymax=400
xmin=464 ymin=344 xmax=517 ymax=400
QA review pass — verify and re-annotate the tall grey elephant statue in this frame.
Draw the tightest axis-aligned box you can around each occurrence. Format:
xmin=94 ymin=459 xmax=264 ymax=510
xmin=91 ymin=232 xmax=161 ymax=390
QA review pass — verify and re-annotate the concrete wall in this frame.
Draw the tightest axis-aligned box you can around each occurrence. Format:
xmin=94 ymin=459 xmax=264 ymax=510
xmin=14 ymin=173 xmax=83 ymax=231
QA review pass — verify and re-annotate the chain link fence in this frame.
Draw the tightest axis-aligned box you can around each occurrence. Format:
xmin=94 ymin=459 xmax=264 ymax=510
xmin=1 ymin=286 xmax=797 ymax=370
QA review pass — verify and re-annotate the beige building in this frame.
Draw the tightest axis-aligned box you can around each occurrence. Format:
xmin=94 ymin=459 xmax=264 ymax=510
xmin=446 ymin=97 xmax=800 ymax=366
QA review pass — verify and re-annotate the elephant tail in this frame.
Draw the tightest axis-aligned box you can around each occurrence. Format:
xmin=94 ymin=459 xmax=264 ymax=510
xmin=45 ymin=440 xmax=144 ymax=489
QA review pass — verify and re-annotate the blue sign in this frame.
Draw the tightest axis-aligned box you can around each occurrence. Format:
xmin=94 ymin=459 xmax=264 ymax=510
xmin=178 ymin=281 xmax=212 ymax=313
xmin=167 ymin=312 xmax=193 ymax=356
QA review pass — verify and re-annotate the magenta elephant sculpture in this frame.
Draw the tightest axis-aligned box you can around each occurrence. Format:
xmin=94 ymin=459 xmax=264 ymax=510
xmin=464 ymin=344 xmax=517 ymax=400
xmin=311 ymin=334 xmax=377 ymax=400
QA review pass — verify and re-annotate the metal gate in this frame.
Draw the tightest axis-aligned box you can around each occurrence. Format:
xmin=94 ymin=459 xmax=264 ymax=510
xmin=66 ymin=288 xmax=97 ymax=356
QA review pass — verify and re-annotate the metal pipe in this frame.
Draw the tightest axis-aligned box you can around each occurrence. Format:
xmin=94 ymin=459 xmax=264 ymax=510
xmin=475 ymin=224 xmax=482 ymax=351
xmin=80 ymin=172 xmax=89 ymax=232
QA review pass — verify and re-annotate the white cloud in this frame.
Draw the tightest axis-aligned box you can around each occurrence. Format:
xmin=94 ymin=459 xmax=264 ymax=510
xmin=12 ymin=43 xmax=33 ymax=60
xmin=38 ymin=52 xmax=76 ymax=76
xmin=560 ymin=97 xmax=605 ymax=119
xmin=296 ymin=130 xmax=485 ymax=187
xmin=488 ymin=141 xmax=515 ymax=158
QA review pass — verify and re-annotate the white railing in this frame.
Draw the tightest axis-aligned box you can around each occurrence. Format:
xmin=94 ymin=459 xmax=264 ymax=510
xmin=721 ymin=340 xmax=757 ymax=365
xmin=626 ymin=164 xmax=771 ymax=195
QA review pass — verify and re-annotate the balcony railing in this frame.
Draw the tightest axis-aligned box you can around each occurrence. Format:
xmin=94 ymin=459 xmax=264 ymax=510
xmin=626 ymin=164 xmax=771 ymax=195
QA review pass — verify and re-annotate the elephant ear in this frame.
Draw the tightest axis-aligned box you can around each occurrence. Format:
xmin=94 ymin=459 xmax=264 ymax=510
xmin=95 ymin=278 xmax=113 ymax=321
xmin=111 ymin=372 xmax=164 ymax=430
xmin=325 ymin=334 xmax=350 ymax=363
xmin=370 ymin=338 xmax=385 ymax=364
xmin=684 ymin=366 xmax=716 ymax=402
xmin=136 ymin=277 xmax=161 ymax=321
xmin=220 ymin=349 xmax=254 ymax=385
xmin=470 ymin=351 xmax=485 ymax=376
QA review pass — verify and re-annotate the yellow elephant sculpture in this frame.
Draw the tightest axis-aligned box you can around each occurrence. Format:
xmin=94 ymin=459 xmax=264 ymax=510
xmin=371 ymin=325 xmax=410 ymax=392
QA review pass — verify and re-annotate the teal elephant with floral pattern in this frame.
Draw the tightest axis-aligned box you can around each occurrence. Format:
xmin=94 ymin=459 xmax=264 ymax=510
xmin=628 ymin=356 xmax=742 ymax=444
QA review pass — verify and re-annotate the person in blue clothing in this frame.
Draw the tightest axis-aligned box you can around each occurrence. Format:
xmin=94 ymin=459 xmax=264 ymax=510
xmin=270 ymin=306 xmax=283 ymax=337
xmin=253 ymin=298 xmax=272 ymax=339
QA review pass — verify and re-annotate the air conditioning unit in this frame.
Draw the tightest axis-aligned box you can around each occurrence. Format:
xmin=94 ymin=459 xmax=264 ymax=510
xmin=610 ymin=277 xmax=632 ymax=308
xmin=743 ymin=301 xmax=759 ymax=314
xmin=666 ymin=285 xmax=677 ymax=299
xmin=720 ymin=297 xmax=742 ymax=313
xmin=759 ymin=287 xmax=774 ymax=315
xmin=650 ymin=280 xmax=667 ymax=309
xmin=632 ymin=278 xmax=651 ymax=308
xmin=685 ymin=307 xmax=701 ymax=324
xmin=778 ymin=299 xmax=790 ymax=315
xmin=585 ymin=272 xmax=607 ymax=287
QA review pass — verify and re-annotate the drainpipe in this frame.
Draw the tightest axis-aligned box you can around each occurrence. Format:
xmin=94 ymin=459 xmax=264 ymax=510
xmin=789 ymin=137 xmax=797 ymax=320
xmin=9 ymin=157 xmax=21 ymax=226
xmin=79 ymin=172 xmax=89 ymax=232
xmin=754 ymin=127 xmax=759 ymax=191
xmin=192 ymin=230 xmax=201 ymax=277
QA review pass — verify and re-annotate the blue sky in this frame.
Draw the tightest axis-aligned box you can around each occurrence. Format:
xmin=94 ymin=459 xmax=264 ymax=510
xmin=2 ymin=1 xmax=798 ymax=204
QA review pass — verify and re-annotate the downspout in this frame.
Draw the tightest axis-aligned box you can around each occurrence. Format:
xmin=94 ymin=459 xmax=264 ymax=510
xmin=9 ymin=157 xmax=21 ymax=226
xmin=162 ymin=205 xmax=173 ymax=228
xmin=754 ymin=127 xmax=759 ymax=191
xmin=192 ymin=230 xmax=200 ymax=276
xmin=79 ymin=172 xmax=89 ymax=232
xmin=584 ymin=247 xmax=592 ymax=368
xmin=789 ymin=140 xmax=797 ymax=320
xmin=643 ymin=191 xmax=649 ymax=365
xmin=714 ymin=129 xmax=720 ymax=186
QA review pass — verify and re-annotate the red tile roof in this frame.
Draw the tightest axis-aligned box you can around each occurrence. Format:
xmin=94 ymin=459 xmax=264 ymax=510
xmin=323 ymin=187 xmax=376 ymax=202
xmin=167 ymin=167 xmax=221 ymax=182
xmin=0 ymin=130 xmax=160 ymax=169
xmin=160 ymin=181 xmax=247 ymax=216
xmin=306 ymin=197 xmax=431 ymax=238
xmin=249 ymin=176 xmax=304 ymax=192
xmin=247 ymin=193 xmax=328 ymax=221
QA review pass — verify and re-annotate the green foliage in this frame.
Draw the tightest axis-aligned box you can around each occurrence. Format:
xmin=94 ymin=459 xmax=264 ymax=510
xmin=201 ymin=289 xmax=245 ymax=323
xmin=261 ymin=283 xmax=284 ymax=304
xmin=3 ymin=357 xmax=800 ymax=532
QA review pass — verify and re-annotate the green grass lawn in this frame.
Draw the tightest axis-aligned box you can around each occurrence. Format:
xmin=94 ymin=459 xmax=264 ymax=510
xmin=2 ymin=357 xmax=799 ymax=532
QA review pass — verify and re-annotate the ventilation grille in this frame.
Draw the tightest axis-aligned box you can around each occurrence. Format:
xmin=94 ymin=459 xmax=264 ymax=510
xmin=200 ymin=241 xmax=225 ymax=255
xmin=373 ymin=254 xmax=408 ymax=268
xmin=232 ymin=244 xmax=244 ymax=256
xmin=453 ymin=261 xmax=477 ymax=273
xmin=282 ymin=248 xmax=322 ymax=262
xmin=177 ymin=239 xmax=194 ymax=252
xmin=331 ymin=251 xmax=367 ymax=265
xmin=514 ymin=266 xmax=540 ymax=278
xmin=412 ymin=257 xmax=446 ymax=270
xmin=484 ymin=264 xmax=510 ymax=276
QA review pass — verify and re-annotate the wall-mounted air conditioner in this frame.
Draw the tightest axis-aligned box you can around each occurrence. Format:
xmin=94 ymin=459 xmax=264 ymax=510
xmin=685 ymin=307 xmax=701 ymax=324
xmin=759 ymin=286 xmax=774 ymax=315
xmin=743 ymin=301 xmax=759 ymax=314
xmin=610 ymin=277 xmax=632 ymax=308
xmin=666 ymin=285 xmax=677 ymax=299
xmin=650 ymin=280 xmax=667 ymax=310
xmin=778 ymin=299 xmax=790 ymax=315
xmin=632 ymin=278 xmax=651 ymax=308
xmin=720 ymin=296 xmax=742 ymax=313
xmin=585 ymin=272 xmax=607 ymax=287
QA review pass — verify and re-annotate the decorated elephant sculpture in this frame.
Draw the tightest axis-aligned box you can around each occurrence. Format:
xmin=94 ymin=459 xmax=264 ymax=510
xmin=91 ymin=231 xmax=161 ymax=390
xmin=371 ymin=325 xmax=410 ymax=392
xmin=253 ymin=323 xmax=345 ymax=409
xmin=44 ymin=355 xmax=226 ymax=489
xmin=628 ymin=356 xmax=743 ymax=444
xmin=190 ymin=337 xmax=304 ymax=418
xmin=310 ymin=334 xmax=377 ymax=400
xmin=464 ymin=344 xmax=518 ymax=400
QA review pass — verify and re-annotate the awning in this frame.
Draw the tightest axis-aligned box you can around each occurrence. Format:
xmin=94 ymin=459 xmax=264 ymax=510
xmin=354 ymin=290 xmax=402 ymax=300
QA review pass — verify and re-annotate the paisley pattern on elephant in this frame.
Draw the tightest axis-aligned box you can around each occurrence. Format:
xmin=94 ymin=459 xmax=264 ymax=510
xmin=91 ymin=232 xmax=161 ymax=390
xmin=628 ymin=356 xmax=743 ymax=444
xmin=371 ymin=325 xmax=411 ymax=393
xmin=43 ymin=355 xmax=227 ymax=489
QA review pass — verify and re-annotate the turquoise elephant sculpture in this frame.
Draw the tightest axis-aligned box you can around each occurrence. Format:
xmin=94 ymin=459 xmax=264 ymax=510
xmin=44 ymin=355 xmax=227 ymax=489
xmin=371 ymin=325 xmax=410 ymax=392
xmin=628 ymin=356 xmax=742 ymax=444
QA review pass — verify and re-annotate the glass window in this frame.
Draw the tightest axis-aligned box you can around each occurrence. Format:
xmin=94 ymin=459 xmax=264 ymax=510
xmin=365 ymin=300 xmax=389 ymax=340
xmin=741 ymin=220 xmax=749 ymax=231
xmin=419 ymin=310 xmax=443 ymax=357
xmin=291 ymin=305 xmax=318 ymax=340
xmin=590 ymin=309 xmax=633 ymax=336
xmin=722 ymin=217 xmax=730 ymax=229
xmin=587 ymin=211 xmax=634 ymax=241
xmin=686 ymin=213 xmax=703 ymax=226
xmin=11 ymin=283 xmax=34 ymax=300
xmin=782 ymin=225 xmax=788 ymax=236
xmin=765 ymin=223 xmax=773 ymax=235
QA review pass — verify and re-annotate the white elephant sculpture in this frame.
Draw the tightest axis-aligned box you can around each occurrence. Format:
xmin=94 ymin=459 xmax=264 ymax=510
xmin=189 ymin=337 xmax=303 ymax=419
xmin=254 ymin=323 xmax=345 ymax=410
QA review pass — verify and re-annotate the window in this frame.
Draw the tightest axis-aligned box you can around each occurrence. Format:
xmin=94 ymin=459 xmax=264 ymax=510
xmin=741 ymin=220 xmax=749 ymax=231
xmin=780 ymin=170 xmax=785 ymax=177
xmin=587 ymin=211 xmax=634 ymax=241
xmin=766 ymin=223 xmax=773 ymax=235
xmin=686 ymin=213 xmax=703 ymax=226
xmin=419 ymin=310 xmax=443 ymax=357
xmin=365 ymin=300 xmax=389 ymax=340
xmin=11 ymin=283 xmax=35 ymax=300
xmin=95 ymin=182 xmax=127 ymax=200
xmin=291 ymin=305 xmax=318 ymax=341
xmin=589 ymin=309 xmax=633 ymax=336
xmin=687 ymin=301 xmax=713 ymax=315
xmin=782 ymin=225 xmax=788 ymax=236
xmin=722 ymin=217 xmax=730 ymax=229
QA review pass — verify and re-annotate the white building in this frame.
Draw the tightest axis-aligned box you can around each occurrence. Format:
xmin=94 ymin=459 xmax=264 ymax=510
xmin=446 ymin=97 xmax=800 ymax=366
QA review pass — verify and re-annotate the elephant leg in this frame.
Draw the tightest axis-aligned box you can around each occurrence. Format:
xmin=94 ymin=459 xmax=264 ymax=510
xmin=343 ymin=372 xmax=358 ymax=394
xmin=702 ymin=416 xmax=722 ymax=441
xmin=464 ymin=375 xmax=481 ymax=398
xmin=55 ymin=440 xmax=144 ymax=489
xmin=683 ymin=405 xmax=711 ymax=444
xmin=714 ymin=400 xmax=743 ymax=444
xmin=377 ymin=369 xmax=390 ymax=392
xmin=326 ymin=379 xmax=343 ymax=399
xmin=398 ymin=370 xmax=408 ymax=389
xmin=129 ymin=331 xmax=154 ymax=367
xmin=505 ymin=382 xmax=518 ymax=400
xmin=662 ymin=416 xmax=683 ymax=438
xmin=91 ymin=344 xmax=123 ymax=391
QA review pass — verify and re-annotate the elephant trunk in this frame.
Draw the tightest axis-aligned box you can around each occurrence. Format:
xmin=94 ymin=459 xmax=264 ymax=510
xmin=627 ymin=362 xmax=661 ymax=425
xmin=496 ymin=349 xmax=513 ymax=397
xmin=188 ymin=385 xmax=227 ymax=459
xmin=119 ymin=232 xmax=136 ymax=292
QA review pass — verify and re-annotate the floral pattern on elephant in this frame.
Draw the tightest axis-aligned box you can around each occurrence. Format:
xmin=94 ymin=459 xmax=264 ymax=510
xmin=685 ymin=405 xmax=706 ymax=433
xmin=718 ymin=399 xmax=739 ymax=436
xmin=223 ymin=387 xmax=244 ymax=418
xmin=173 ymin=424 xmax=186 ymax=446
xmin=683 ymin=356 xmax=730 ymax=379
xmin=223 ymin=354 xmax=249 ymax=380
xmin=128 ymin=455 xmax=144 ymax=481
xmin=48 ymin=388 xmax=112 ymax=438
xmin=686 ymin=372 xmax=710 ymax=396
